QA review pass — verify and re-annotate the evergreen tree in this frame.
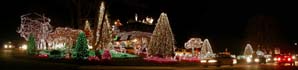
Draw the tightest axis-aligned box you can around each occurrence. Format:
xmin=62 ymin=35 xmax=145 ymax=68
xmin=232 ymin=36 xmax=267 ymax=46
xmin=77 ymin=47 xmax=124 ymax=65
xmin=27 ymin=33 xmax=37 ymax=55
xmin=148 ymin=13 xmax=175 ymax=57
xmin=73 ymin=32 xmax=89 ymax=59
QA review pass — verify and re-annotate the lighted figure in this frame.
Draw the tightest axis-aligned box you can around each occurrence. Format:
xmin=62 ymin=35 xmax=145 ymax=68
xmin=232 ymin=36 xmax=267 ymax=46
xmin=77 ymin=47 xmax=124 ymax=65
xmin=185 ymin=38 xmax=203 ymax=56
xmin=17 ymin=13 xmax=53 ymax=50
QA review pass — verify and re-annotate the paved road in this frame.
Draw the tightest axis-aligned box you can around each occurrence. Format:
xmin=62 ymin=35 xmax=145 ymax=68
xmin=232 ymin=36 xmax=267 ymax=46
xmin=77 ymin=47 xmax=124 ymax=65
xmin=79 ymin=63 xmax=298 ymax=70
xmin=1 ymin=49 xmax=298 ymax=70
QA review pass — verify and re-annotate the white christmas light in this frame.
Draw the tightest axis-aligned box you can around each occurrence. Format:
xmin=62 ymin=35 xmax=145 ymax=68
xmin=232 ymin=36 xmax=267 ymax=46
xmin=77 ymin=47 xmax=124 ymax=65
xmin=17 ymin=13 xmax=53 ymax=50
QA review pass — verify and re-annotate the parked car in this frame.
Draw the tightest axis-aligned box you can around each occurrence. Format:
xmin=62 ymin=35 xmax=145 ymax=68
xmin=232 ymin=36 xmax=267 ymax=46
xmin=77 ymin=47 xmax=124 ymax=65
xmin=255 ymin=56 xmax=266 ymax=64
xmin=276 ymin=54 xmax=295 ymax=66
xmin=200 ymin=54 xmax=237 ymax=67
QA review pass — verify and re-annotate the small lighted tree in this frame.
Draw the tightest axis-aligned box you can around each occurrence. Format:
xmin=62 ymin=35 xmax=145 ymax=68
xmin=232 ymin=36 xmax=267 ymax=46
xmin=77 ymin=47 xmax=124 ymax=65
xmin=84 ymin=20 xmax=93 ymax=46
xmin=200 ymin=39 xmax=214 ymax=59
xmin=27 ymin=33 xmax=37 ymax=55
xmin=72 ymin=32 xmax=89 ymax=59
xmin=244 ymin=43 xmax=254 ymax=57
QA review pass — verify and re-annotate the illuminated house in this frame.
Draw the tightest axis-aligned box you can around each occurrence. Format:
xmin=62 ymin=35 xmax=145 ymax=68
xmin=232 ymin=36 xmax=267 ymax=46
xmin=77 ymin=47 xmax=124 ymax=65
xmin=114 ymin=21 xmax=155 ymax=54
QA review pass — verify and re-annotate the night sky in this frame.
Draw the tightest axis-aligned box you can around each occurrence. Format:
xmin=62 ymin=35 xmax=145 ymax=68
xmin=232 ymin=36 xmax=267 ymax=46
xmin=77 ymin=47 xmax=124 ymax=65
xmin=1 ymin=0 xmax=298 ymax=54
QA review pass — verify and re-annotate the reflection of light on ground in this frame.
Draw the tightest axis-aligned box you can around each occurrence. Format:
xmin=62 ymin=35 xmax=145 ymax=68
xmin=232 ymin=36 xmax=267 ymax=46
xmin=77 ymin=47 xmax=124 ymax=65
xmin=19 ymin=44 xmax=27 ymax=50
xmin=244 ymin=64 xmax=260 ymax=69
xmin=2 ymin=49 xmax=13 ymax=58
xmin=272 ymin=63 xmax=278 ymax=66
xmin=273 ymin=62 xmax=297 ymax=66
xmin=3 ymin=49 xmax=13 ymax=53
xmin=284 ymin=63 xmax=292 ymax=66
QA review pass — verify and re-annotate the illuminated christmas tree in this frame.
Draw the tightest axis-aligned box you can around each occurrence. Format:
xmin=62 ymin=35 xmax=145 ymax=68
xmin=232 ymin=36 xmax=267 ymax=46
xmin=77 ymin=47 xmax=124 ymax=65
xmin=84 ymin=20 xmax=93 ymax=48
xmin=148 ymin=12 xmax=175 ymax=57
xmin=93 ymin=2 xmax=112 ymax=50
xmin=72 ymin=32 xmax=89 ymax=59
xmin=27 ymin=33 xmax=37 ymax=55
xmin=244 ymin=43 xmax=254 ymax=57
xmin=84 ymin=20 xmax=92 ymax=38
xmin=200 ymin=39 xmax=214 ymax=59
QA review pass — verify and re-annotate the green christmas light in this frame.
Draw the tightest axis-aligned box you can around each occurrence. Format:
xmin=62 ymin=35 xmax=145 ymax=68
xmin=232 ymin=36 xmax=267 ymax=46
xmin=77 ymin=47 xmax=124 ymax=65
xmin=27 ymin=33 xmax=37 ymax=55
xmin=72 ymin=32 xmax=89 ymax=59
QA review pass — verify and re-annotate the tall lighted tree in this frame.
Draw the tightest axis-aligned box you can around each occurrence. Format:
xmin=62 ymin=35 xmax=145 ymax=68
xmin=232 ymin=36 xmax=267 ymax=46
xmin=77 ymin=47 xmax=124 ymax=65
xmin=27 ymin=33 xmax=37 ymax=55
xmin=72 ymin=32 xmax=89 ymax=59
xmin=93 ymin=2 xmax=112 ymax=50
xmin=148 ymin=12 xmax=175 ymax=57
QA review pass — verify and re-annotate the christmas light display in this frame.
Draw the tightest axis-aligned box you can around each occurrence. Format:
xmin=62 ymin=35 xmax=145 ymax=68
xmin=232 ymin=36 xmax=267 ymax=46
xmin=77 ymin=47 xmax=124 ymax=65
xmin=84 ymin=20 xmax=93 ymax=45
xmin=72 ymin=32 xmax=89 ymax=59
xmin=93 ymin=2 xmax=112 ymax=50
xmin=101 ymin=49 xmax=111 ymax=60
xmin=148 ymin=12 xmax=175 ymax=57
xmin=244 ymin=43 xmax=254 ymax=57
xmin=200 ymin=39 xmax=214 ymax=59
xmin=110 ymin=51 xmax=138 ymax=58
xmin=27 ymin=34 xmax=37 ymax=55
xmin=47 ymin=27 xmax=82 ymax=50
xmin=243 ymin=43 xmax=254 ymax=63
xmin=185 ymin=38 xmax=202 ymax=56
xmin=47 ymin=27 xmax=82 ymax=59
xmin=117 ymin=31 xmax=151 ymax=40
xmin=17 ymin=13 xmax=53 ymax=50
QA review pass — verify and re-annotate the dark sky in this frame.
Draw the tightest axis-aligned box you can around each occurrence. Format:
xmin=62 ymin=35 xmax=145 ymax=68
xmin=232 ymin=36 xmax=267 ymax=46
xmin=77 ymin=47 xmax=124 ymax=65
xmin=1 ymin=0 xmax=298 ymax=54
